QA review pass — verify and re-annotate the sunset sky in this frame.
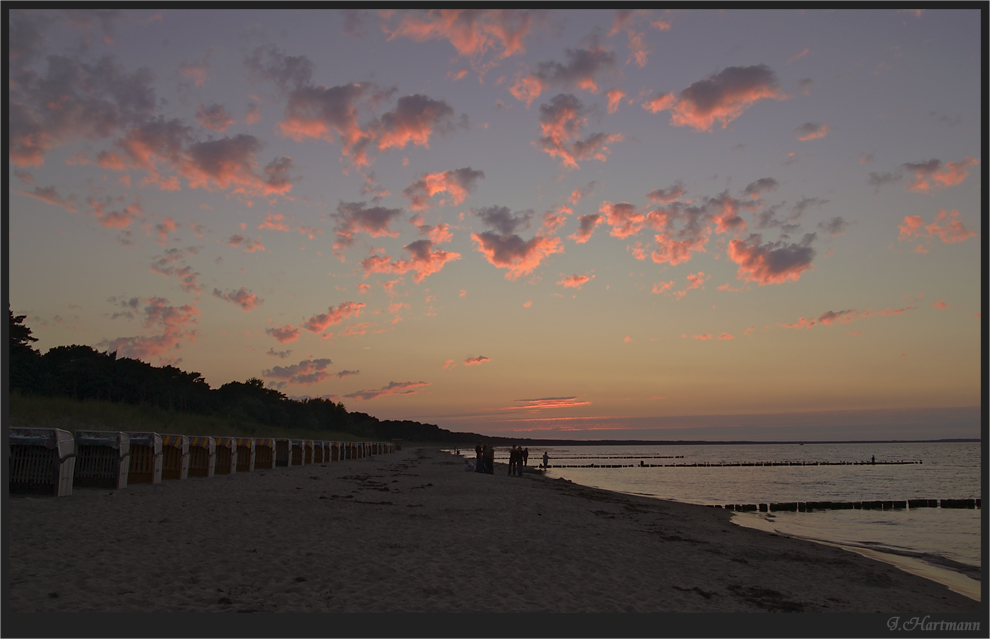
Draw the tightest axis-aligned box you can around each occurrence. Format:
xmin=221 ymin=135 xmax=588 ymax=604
xmin=7 ymin=9 xmax=982 ymax=440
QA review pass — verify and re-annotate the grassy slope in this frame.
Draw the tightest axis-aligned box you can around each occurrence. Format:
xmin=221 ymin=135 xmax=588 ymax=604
xmin=6 ymin=393 xmax=369 ymax=442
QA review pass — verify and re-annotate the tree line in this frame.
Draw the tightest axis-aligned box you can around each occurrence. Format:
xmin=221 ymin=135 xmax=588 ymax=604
xmin=7 ymin=306 xmax=465 ymax=443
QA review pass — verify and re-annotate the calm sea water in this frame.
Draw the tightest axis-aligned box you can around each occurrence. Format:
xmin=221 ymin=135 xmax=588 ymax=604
xmin=449 ymin=441 xmax=982 ymax=599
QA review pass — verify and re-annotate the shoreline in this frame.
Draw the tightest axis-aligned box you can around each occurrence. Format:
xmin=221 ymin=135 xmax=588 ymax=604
xmin=729 ymin=513 xmax=982 ymax=602
xmin=7 ymin=447 xmax=981 ymax=617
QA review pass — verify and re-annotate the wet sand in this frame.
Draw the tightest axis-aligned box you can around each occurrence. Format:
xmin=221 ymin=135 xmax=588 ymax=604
xmin=6 ymin=447 xmax=981 ymax=622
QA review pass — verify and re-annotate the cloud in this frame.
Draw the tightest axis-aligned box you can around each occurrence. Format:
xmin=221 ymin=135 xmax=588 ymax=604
xmin=259 ymin=211 xmax=293 ymax=232
xmin=692 ymin=334 xmax=713 ymax=340
xmin=150 ymin=248 xmax=202 ymax=294
xmin=302 ymin=301 xmax=366 ymax=334
xmin=652 ymin=280 xmax=675 ymax=294
xmin=464 ymin=355 xmax=490 ymax=366
xmin=717 ymin=332 xmax=734 ymax=340
xmin=569 ymin=181 xmax=598 ymax=204
xmin=266 ymin=347 xmax=291 ymax=360
xmin=599 ymin=201 xmax=645 ymax=238
xmin=212 ymin=287 xmax=262 ymax=311
xmin=510 ymin=46 xmax=617 ymax=106
xmin=442 ymin=359 xmax=457 ymax=370
xmin=780 ymin=306 xmax=917 ymax=329
xmin=786 ymin=48 xmax=812 ymax=65
xmin=504 ymin=397 xmax=591 ymax=410
xmin=898 ymin=209 xmax=977 ymax=244
xmin=402 ymin=167 xmax=484 ymax=210
xmin=901 ymin=157 xmax=979 ymax=193
xmin=152 ymin=218 xmax=177 ymax=246
xmin=534 ymin=94 xmax=622 ymax=169
xmin=19 ymin=185 xmax=78 ymax=213
xmin=385 ymin=9 xmax=539 ymax=78
xmin=607 ymin=88 xmax=626 ymax=113
xmin=646 ymin=182 xmax=686 ymax=204
xmin=227 ymin=234 xmax=266 ymax=253
xmin=331 ymin=201 xmax=405 ymax=253
xmin=376 ymin=94 xmax=458 ymax=151
xmin=569 ymin=214 xmax=602 ymax=243
xmin=266 ymin=324 xmax=300 ymax=344
xmin=794 ymin=122 xmax=830 ymax=141
xmin=195 ymin=103 xmax=235 ymax=132
xmin=818 ymin=216 xmax=848 ymax=238
xmin=101 ymin=297 xmax=200 ymax=361
xmin=867 ymin=170 xmax=903 ymax=193
xmin=181 ymin=135 xmax=295 ymax=197
xmin=471 ymin=230 xmax=563 ymax=280
xmin=8 ymin=52 xmax=157 ymax=167
xmin=360 ymin=239 xmax=462 ymax=283
xmin=480 ymin=203 xmax=539 ymax=233
xmin=278 ymin=83 xmax=377 ymax=163
xmin=262 ymin=357 xmax=333 ymax=387
xmin=742 ymin=177 xmax=779 ymax=199
xmin=344 ymin=380 xmax=430 ymax=401
xmin=727 ymin=233 xmax=816 ymax=285
xmin=557 ymin=274 xmax=593 ymax=289
xmin=642 ymin=64 xmax=785 ymax=131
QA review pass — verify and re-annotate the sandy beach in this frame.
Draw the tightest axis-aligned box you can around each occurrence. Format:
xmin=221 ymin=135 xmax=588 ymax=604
xmin=6 ymin=446 xmax=981 ymax=631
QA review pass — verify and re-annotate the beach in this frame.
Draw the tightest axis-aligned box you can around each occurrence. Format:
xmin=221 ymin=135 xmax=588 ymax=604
xmin=6 ymin=447 xmax=981 ymax=620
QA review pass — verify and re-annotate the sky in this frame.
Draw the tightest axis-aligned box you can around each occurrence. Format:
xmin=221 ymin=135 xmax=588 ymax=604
xmin=6 ymin=8 xmax=983 ymax=441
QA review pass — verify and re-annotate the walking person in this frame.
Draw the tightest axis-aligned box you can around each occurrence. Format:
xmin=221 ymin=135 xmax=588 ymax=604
xmin=542 ymin=451 xmax=549 ymax=470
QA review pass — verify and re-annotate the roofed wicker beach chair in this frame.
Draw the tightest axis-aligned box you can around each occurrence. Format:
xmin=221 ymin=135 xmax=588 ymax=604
xmin=8 ymin=427 xmax=76 ymax=497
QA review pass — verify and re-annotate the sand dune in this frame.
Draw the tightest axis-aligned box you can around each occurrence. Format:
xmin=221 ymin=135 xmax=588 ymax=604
xmin=7 ymin=447 xmax=980 ymax=625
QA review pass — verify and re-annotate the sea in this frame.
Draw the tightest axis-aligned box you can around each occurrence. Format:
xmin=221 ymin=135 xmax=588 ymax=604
xmin=448 ymin=441 xmax=982 ymax=601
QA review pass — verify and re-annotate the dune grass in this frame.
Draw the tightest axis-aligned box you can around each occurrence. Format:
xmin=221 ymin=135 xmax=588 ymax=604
xmin=6 ymin=393 xmax=369 ymax=442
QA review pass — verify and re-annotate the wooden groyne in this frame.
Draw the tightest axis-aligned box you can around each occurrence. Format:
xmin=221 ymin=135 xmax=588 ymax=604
xmin=708 ymin=498 xmax=981 ymax=513
xmin=545 ymin=459 xmax=922 ymax=468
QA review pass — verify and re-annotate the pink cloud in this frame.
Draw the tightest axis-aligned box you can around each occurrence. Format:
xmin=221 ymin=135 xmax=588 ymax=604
xmin=150 ymin=249 xmax=202 ymax=295
xmin=212 ymin=287 xmax=262 ymax=312
xmin=443 ymin=359 xmax=457 ymax=370
xmin=600 ymin=201 xmax=645 ymax=238
xmin=643 ymin=64 xmax=785 ymax=131
xmin=569 ymin=181 xmax=597 ymax=204
xmin=569 ymin=214 xmax=603 ymax=244
xmin=227 ymin=234 xmax=266 ymax=253
xmin=902 ymin=157 xmax=979 ymax=192
xmin=262 ymin=357 xmax=333 ymax=387
xmin=692 ymin=334 xmax=713 ymax=341
xmin=471 ymin=231 xmax=563 ymax=280
xmin=302 ymin=301 xmax=366 ymax=334
xmin=266 ymin=324 xmax=300 ymax=344
xmin=607 ymin=88 xmax=626 ymax=113
xmin=540 ymin=205 xmax=572 ymax=235
xmin=558 ymin=274 xmax=593 ymax=289
xmin=259 ymin=211 xmax=292 ymax=232
xmin=536 ymin=93 xmax=622 ymax=169
xmin=181 ymin=135 xmax=295 ymax=197
xmin=19 ymin=186 xmax=78 ymax=213
xmin=179 ymin=57 xmax=210 ymax=86
xmin=360 ymin=239 xmax=462 ymax=283
xmin=244 ymin=102 xmax=261 ymax=125
xmin=780 ymin=306 xmax=917 ymax=329
xmin=277 ymin=83 xmax=375 ymax=165
xmin=685 ymin=271 xmax=710 ymax=290
xmin=376 ymin=94 xmax=457 ymax=152
xmin=650 ymin=230 xmax=710 ymax=266
xmin=331 ymin=201 xmax=404 ymax=254
xmin=153 ymin=218 xmax=177 ymax=245
xmin=646 ymin=182 xmax=686 ymax=204
xmin=932 ymin=300 xmax=950 ymax=310
xmin=101 ymin=297 xmax=200 ymax=362
xmin=344 ymin=380 xmax=430 ymax=401
xmin=717 ymin=332 xmax=734 ymax=340
xmin=780 ymin=317 xmax=816 ymax=329
xmin=727 ymin=234 xmax=815 ymax=285
xmin=464 ymin=355 xmax=490 ymax=366
xmin=652 ymin=280 xmax=675 ymax=294
xmin=786 ymin=48 xmax=812 ymax=65
xmin=402 ymin=167 xmax=484 ymax=210
xmin=794 ymin=122 xmax=830 ymax=141
xmin=898 ymin=210 xmax=977 ymax=245
xmin=504 ymin=397 xmax=591 ymax=411
xmin=385 ymin=9 xmax=536 ymax=67
xmin=510 ymin=46 xmax=617 ymax=106
xmin=196 ymin=103 xmax=236 ymax=132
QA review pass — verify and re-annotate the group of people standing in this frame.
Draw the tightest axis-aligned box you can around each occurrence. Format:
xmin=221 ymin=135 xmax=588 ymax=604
xmin=507 ymin=445 xmax=529 ymax=477
xmin=472 ymin=443 xmax=531 ymax=475
xmin=474 ymin=442 xmax=496 ymax=474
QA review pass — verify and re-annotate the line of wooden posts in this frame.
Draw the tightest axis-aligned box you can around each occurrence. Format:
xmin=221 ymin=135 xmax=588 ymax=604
xmin=7 ymin=427 xmax=400 ymax=497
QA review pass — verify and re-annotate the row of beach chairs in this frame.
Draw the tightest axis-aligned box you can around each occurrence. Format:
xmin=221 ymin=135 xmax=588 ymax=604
xmin=7 ymin=428 xmax=398 ymax=497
